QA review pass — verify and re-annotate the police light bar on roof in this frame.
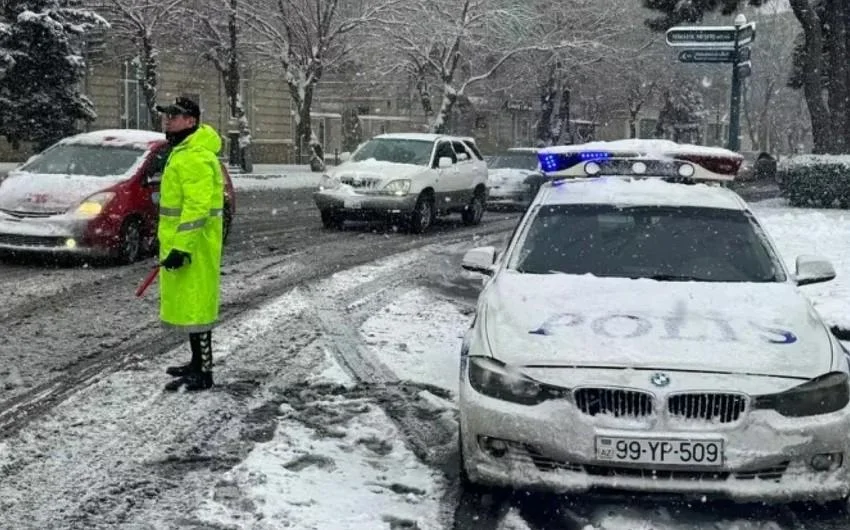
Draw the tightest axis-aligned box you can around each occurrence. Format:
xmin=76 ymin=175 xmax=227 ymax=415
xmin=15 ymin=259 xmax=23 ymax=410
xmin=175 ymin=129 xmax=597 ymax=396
xmin=538 ymin=151 xmax=635 ymax=174
xmin=576 ymin=158 xmax=708 ymax=180
xmin=537 ymin=139 xmax=743 ymax=180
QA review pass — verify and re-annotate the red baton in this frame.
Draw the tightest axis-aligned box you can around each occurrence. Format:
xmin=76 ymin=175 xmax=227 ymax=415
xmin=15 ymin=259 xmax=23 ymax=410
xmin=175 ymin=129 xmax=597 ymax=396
xmin=135 ymin=265 xmax=160 ymax=297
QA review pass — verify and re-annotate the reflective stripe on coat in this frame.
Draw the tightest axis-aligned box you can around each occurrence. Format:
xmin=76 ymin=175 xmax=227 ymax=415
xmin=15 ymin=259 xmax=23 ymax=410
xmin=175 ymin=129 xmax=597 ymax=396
xmin=157 ymin=124 xmax=225 ymax=330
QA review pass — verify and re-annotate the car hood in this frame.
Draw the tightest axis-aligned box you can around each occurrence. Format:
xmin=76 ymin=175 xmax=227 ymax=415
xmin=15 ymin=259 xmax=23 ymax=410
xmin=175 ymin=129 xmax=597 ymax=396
xmin=0 ymin=171 xmax=124 ymax=213
xmin=488 ymin=168 xmax=534 ymax=185
xmin=481 ymin=272 xmax=834 ymax=379
xmin=330 ymin=159 xmax=425 ymax=186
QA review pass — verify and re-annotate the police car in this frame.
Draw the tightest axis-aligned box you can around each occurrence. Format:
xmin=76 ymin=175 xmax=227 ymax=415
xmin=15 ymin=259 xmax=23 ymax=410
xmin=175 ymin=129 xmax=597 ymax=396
xmin=457 ymin=143 xmax=850 ymax=504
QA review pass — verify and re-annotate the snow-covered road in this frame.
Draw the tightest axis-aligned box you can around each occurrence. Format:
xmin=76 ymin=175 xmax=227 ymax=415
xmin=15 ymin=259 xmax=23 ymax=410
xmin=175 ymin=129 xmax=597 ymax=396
xmin=2 ymin=193 xmax=850 ymax=529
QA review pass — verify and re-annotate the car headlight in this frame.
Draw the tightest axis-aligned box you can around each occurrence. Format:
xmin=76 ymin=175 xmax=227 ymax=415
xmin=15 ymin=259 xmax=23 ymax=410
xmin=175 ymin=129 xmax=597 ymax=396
xmin=753 ymin=372 xmax=850 ymax=417
xmin=467 ymin=356 xmax=570 ymax=405
xmin=383 ymin=179 xmax=411 ymax=196
xmin=74 ymin=192 xmax=115 ymax=218
xmin=319 ymin=174 xmax=339 ymax=191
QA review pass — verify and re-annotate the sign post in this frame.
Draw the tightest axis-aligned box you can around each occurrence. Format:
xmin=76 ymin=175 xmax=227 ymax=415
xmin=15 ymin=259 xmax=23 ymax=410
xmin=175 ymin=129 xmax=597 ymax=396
xmin=666 ymin=15 xmax=756 ymax=152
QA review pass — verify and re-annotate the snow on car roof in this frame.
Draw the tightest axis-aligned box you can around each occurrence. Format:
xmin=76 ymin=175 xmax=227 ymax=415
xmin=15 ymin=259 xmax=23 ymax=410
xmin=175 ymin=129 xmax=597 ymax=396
xmin=540 ymin=139 xmax=742 ymax=160
xmin=539 ymin=177 xmax=746 ymax=210
xmin=60 ymin=129 xmax=165 ymax=149
xmin=374 ymin=132 xmax=472 ymax=142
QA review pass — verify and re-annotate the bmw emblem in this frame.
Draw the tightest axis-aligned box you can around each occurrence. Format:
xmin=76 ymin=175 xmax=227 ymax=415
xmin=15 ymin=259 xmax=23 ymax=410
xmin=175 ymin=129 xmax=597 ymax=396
xmin=650 ymin=373 xmax=671 ymax=387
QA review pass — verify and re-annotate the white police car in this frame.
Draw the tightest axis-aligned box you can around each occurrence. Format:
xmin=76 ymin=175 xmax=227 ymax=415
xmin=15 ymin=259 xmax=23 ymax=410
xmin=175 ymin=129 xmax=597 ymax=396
xmin=457 ymin=144 xmax=850 ymax=504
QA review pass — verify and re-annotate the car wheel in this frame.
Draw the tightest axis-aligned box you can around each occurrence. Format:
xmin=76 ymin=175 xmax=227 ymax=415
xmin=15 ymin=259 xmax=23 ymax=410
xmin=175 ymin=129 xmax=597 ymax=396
xmin=408 ymin=193 xmax=434 ymax=234
xmin=462 ymin=191 xmax=485 ymax=226
xmin=117 ymin=217 xmax=143 ymax=264
xmin=320 ymin=209 xmax=344 ymax=229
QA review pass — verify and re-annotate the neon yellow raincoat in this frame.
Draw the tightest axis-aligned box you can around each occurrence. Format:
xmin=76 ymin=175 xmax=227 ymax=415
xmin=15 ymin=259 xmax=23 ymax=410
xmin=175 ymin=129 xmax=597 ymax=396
xmin=158 ymin=124 xmax=224 ymax=332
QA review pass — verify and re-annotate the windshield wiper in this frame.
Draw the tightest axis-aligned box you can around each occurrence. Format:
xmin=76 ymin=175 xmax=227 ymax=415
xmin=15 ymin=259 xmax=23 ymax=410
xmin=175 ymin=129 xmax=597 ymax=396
xmin=641 ymin=274 xmax=721 ymax=282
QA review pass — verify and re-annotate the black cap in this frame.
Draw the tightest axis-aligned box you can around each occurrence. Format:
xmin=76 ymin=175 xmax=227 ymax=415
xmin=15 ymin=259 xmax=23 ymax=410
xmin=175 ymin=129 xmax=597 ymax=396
xmin=155 ymin=96 xmax=200 ymax=118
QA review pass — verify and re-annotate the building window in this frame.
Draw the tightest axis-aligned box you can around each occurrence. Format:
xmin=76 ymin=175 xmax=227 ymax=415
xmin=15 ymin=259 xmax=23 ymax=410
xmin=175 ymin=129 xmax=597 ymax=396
xmin=121 ymin=78 xmax=149 ymax=130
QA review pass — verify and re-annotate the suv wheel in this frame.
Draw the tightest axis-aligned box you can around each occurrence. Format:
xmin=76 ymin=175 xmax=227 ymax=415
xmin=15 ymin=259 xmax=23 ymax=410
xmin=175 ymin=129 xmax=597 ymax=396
xmin=320 ymin=209 xmax=344 ymax=229
xmin=408 ymin=194 xmax=434 ymax=233
xmin=462 ymin=192 xmax=485 ymax=226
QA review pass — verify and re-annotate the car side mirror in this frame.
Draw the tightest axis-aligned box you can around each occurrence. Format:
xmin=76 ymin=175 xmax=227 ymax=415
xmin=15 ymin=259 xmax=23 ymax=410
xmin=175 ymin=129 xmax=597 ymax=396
xmin=462 ymin=246 xmax=496 ymax=275
xmin=438 ymin=156 xmax=453 ymax=169
xmin=795 ymin=255 xmax=836 ymax=286
xmin=339 ymin=151 xmax=351 ymax=162
xmin=146 ymin=171 xmax=162 ymax=186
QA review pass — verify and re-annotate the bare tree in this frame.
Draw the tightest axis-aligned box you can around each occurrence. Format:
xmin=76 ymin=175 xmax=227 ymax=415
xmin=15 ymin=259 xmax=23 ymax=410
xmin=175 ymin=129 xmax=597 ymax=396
xmin=97 ymin=0 xmax=186 ymax=131
xmin=185 ymin=0 xmax=253 ymax=170
xmin=742 ymin=4 xmax=808 ymax=153
xmin=373 ymin=0 xmax=614 ymax=134
xmin=243 ymin=0 xmax=401 ymax=168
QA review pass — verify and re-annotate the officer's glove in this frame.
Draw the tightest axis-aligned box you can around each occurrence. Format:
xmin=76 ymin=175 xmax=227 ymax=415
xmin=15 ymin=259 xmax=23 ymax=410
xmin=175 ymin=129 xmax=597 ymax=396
xmin=161 ymin=249 xmax=191 ymax=270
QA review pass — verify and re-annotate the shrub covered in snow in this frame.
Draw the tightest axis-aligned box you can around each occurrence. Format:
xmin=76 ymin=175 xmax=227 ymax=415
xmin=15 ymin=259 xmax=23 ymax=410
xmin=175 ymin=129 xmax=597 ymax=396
xmin=778 ymin=155 xmax=850 ymax=208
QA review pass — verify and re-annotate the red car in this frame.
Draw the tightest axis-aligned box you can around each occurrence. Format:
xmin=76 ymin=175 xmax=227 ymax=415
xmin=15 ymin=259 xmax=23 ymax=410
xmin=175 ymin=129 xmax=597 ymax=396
xmin=0 ymin=129 xmax=235 ymax=263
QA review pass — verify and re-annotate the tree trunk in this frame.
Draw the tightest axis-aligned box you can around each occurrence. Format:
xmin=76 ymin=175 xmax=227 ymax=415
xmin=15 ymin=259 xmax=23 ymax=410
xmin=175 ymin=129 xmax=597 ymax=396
xmin=430 ymin=89 xmax=457 ymax=134
xmin=290 ymin=78 xmax=324 ymax=169
xmin=535 ymin=64 xmax=558 ymax=146
xmin=553 ymin=87 xmax=571 ymax=144
xmin=826 ymin=0 xmax=849 ymax=152
xmin=140 ymin=38 xmax=159 ymax=132
xmin=415 ymin=74 xmax=433 ymax=118
xmin=789 ymin=0 xmax=833 ymax=153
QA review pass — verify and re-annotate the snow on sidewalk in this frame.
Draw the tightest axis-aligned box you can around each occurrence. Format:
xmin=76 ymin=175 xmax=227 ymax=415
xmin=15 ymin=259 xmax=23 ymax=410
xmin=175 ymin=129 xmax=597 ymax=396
xmin=751 ymin=200 xmax=850 ymax=331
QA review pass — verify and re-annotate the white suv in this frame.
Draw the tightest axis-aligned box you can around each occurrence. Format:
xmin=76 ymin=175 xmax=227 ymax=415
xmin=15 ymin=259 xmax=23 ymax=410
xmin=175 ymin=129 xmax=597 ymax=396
xmin=313 ymin=133 xmax=489 ymax=233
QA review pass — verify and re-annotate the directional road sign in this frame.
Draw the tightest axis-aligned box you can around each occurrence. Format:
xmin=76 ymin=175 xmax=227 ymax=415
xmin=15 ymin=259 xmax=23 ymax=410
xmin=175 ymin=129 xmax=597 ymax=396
xmin=678 ymin=49 xmax=736 ymax=63
xmin=666 ymin=22 xmax=756 ymax=48
xmin=737 ymin=60 xmax=752 ymax=79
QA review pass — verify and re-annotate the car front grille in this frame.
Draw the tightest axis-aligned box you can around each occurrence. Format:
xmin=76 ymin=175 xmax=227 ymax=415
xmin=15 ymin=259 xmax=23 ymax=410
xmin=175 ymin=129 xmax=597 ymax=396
xmin=0 ymin=208 xmax=63 ymax=219
xmin=574 ymin=388 xmax=655 ymax=418
xmin=584 ymin=464 xmax=730 ymax=481
xmin=0 ymin=234 xmax=68 ymax=247
xmin=733 ymin=462 xmax=789 ymax=482
xmin=339 ymin=176 xmax=381 ymax=189
xmin=667 ymin=393 xmax=748 ymax=423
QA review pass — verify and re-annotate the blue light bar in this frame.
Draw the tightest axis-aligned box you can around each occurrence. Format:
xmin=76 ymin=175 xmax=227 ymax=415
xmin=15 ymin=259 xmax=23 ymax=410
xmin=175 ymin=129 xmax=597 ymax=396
xmin=538 ymin=151 xmax=611 ymax=173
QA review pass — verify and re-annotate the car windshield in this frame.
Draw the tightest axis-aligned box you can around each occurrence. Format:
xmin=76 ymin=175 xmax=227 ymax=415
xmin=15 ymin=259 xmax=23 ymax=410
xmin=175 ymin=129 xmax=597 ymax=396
xmin=350 ymin=138 xmax=433 ymax=165
xmin=509 ymin=204 xmax=785 ymax=283
xmin=20 ymin=144 xmax=147 ymax=177
xmin=487 ymin=153 xmax=538 ymax=170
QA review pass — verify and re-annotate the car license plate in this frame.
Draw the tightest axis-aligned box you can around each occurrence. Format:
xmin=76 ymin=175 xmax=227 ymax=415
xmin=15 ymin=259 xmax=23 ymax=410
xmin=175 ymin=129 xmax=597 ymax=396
xmin=595 ymin=436 xmax=723 ymax=467
xmin=344 ymin=198 xmax=362 ymax=209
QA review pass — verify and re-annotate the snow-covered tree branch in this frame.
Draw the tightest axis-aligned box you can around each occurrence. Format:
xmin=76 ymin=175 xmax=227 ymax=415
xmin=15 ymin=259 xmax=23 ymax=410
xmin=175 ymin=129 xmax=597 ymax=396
xmin=97 ymin=0 xmax=185 ymax=131
xmin=0 ymin=0 xmax=108 ymax=149
xmin=370 ymin=0 xmax=630 ymax=134
xmin=243 ymin=0 xmax=403 ymax=168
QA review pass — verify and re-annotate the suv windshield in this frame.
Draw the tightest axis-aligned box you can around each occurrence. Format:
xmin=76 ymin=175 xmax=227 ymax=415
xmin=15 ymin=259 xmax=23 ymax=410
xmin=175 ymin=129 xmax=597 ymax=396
xmin=510 ymin=205 xmax=785 ymax=283
xmin=351 ymin=138 xmax=433 ymax=165
xmin=487 ymin=153 xmax=538 ymax=170
xmin=21 ymin=144 xmax=147 ymax=177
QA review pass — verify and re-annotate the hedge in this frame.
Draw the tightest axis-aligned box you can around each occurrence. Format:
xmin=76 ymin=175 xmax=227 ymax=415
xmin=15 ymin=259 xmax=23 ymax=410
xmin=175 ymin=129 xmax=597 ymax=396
xmin=778 ymin=155 xmax=850 ymax=208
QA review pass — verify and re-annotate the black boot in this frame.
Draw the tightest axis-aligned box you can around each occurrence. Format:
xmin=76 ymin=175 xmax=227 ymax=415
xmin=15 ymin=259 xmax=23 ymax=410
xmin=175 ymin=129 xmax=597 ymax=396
xmin=165 ymin=333 xmax=203 ymax=377
xmin=164 ymin=331 xmax=214 ymax=392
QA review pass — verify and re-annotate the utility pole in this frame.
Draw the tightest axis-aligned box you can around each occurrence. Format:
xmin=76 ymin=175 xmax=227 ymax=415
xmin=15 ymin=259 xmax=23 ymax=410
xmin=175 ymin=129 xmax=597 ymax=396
xmin=727 ymin=14 xmax=747 ymax=151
